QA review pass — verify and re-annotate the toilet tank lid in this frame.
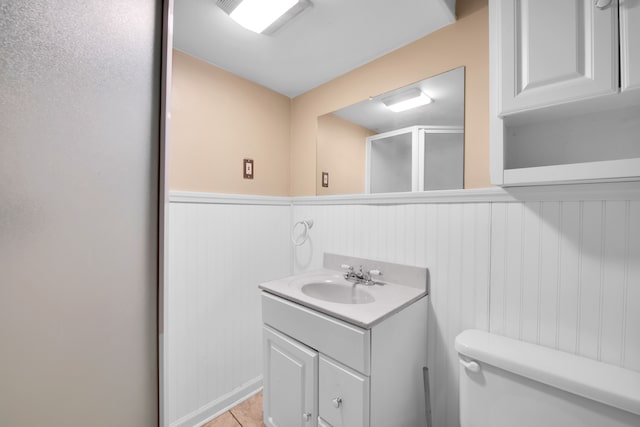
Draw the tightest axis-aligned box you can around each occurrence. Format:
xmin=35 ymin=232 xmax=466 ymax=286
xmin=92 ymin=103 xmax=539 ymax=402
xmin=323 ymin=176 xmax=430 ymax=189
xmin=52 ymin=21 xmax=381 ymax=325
xmin=455 ymin=329 xmax=640 ymax=417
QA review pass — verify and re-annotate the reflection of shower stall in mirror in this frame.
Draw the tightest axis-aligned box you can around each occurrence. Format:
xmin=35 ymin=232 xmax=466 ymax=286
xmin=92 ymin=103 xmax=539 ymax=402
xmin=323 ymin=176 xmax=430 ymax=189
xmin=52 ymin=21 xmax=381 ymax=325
xmin=365 ymin=125 xmax=464 ymax=193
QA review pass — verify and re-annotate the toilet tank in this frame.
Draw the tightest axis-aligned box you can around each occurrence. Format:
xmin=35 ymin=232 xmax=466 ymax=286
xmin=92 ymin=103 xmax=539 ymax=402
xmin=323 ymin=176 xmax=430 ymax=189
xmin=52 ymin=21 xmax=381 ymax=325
xmin=455 ymin=330 xmax=640 ymax=427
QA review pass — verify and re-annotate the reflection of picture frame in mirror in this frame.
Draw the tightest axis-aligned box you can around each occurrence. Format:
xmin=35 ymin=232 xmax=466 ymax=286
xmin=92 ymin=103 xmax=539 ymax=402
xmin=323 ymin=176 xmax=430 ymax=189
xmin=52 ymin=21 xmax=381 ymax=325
xmin=316 ymin=66 xmax=465 ymax=196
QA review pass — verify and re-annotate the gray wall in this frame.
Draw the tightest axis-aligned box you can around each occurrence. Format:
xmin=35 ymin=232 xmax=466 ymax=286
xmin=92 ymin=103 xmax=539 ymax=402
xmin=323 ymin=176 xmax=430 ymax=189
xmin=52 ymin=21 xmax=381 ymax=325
xmin=0 ymin=1 xmax=162 ymax=425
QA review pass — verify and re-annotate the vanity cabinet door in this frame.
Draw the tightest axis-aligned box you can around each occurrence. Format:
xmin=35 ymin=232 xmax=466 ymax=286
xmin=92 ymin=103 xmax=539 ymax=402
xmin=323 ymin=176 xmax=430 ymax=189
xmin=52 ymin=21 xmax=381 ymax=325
xmin=496 ymin=0 xmax=618 ymax=115
xmin=263 ymin=326 xmax=318 ymax=427
xmin=318 ymin=355 xmax=369 ymax=427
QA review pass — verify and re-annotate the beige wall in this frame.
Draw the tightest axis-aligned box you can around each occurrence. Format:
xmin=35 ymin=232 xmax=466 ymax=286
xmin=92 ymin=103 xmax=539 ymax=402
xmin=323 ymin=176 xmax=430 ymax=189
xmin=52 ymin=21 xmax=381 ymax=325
xmin=317 ymin=114 xmax=375 ymax=195
xmin=290 ymin=0 xmax=489 ymax=195
xmin=169 ymin=50 xmax=291 ymax=196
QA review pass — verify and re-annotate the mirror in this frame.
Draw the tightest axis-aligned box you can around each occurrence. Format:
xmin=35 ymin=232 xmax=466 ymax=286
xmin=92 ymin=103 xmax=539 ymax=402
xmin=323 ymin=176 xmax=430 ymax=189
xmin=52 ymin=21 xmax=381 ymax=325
xmin=316 ymin=67 xmax=465 ymax=195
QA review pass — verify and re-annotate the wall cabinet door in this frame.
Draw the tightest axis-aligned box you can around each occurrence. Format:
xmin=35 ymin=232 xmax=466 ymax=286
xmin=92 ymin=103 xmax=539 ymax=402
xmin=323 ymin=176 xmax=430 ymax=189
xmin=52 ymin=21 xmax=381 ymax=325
xmin=318 ymin=355 xmax=370 ymax=427
xmin=621 ymin=0 xmax=640 ymax=92
xmin=497 ymin=0 xmax=618 ymax=115
xmin=263 ymin=326 xmax=318 ymax=427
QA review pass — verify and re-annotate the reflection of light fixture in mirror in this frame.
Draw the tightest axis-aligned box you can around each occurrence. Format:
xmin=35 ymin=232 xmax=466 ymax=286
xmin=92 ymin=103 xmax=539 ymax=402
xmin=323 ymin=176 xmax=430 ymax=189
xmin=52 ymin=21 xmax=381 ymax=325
xmin=382 ymin=88 xmax=433 ymax=112
xmin=217 ymin=0 xmax=312 ymax=35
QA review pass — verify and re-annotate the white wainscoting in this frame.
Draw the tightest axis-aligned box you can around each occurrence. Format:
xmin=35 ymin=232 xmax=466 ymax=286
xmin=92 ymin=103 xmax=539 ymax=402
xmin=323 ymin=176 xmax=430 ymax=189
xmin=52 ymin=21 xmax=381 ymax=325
xmin=167 ymin=200 xmax=291 ymax=427
xmin=490 ymin=201 xmax=640 ymax=371
xmin=167 ymin=188 xmax=639 ymax=427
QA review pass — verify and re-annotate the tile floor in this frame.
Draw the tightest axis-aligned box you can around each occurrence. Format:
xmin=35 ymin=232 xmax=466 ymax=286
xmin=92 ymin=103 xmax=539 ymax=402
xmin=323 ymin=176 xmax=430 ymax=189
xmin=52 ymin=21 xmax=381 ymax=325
xmin=203 ymin=392 xmax=265 ymax=427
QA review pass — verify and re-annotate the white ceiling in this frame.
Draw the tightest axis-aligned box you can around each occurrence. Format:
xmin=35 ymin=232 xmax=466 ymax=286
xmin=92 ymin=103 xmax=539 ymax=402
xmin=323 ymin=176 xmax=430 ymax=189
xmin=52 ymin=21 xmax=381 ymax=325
xmin=173 ymin=0 xmax=456 ymax=98
xmin=331 ymin=66 xmax=465 ymax=133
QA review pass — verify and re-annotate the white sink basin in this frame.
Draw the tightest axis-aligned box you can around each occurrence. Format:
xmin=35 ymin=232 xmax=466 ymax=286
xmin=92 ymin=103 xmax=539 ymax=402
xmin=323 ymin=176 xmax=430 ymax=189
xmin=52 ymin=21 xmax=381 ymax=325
xmin=301 ymin=282 xmax=375 ymax=304
xmin=259 ymin=266 xmax=427 ymax=328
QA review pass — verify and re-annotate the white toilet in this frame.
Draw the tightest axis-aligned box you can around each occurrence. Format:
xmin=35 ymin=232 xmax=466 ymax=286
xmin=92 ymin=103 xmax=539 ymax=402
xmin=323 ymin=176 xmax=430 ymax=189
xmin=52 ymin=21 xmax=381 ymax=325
xmin=456 ymin=330 xmax=640 ymax=427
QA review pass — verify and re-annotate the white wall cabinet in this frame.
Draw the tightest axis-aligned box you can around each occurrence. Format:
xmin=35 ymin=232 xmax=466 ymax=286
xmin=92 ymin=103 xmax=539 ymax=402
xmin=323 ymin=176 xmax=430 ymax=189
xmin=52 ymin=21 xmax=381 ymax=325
xmin=621 ymin=0 xmax=640 ymax=92
xmin=498 ymin=0 xmax=618 ymax=115
xmin=262 ymin=292 xmax=428 ymax=427
xmin=490 ymin=0 xmax=640 ymax=186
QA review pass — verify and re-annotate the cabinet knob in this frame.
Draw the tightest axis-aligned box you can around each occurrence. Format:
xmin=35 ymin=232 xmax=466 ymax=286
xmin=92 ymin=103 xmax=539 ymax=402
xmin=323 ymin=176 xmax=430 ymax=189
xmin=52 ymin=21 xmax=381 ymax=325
xmin=302 ymin=412 xmax=312 ymax=422
xmin=594 ymin=0 xmax=612 ymax=9
xmin=332 ymin=397 xmax=342 ymax=408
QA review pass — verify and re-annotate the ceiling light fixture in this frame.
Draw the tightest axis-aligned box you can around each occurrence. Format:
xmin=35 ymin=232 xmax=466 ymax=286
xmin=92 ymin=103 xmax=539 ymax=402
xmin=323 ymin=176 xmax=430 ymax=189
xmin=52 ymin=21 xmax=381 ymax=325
xmin=382 ymin=88 xmax=433 ymax=112
xmin=217 ymin=0 xmax=312 ymax=35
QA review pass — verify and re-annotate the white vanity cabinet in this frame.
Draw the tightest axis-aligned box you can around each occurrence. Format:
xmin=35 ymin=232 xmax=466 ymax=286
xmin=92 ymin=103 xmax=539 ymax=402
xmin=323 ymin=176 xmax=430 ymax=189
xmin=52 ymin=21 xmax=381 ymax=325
xmin=490 ymin=0 xmax=640 ymax=186
xmin=261 ymin=292 xmax=427 ymax=427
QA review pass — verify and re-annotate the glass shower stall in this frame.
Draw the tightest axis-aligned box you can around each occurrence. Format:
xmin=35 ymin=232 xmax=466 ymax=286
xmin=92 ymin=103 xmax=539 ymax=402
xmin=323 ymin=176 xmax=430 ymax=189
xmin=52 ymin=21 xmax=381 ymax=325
xmin=366 ymin=125 xmax=464 ymax=193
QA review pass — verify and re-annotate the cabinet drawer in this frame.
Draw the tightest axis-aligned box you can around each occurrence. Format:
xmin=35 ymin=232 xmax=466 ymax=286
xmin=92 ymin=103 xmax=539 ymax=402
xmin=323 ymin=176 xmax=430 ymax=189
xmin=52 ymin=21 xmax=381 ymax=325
xmin=262 ymin=292 xmax=371 ymax=374
xmin=318 ymin=355 xmax=370 ymax=427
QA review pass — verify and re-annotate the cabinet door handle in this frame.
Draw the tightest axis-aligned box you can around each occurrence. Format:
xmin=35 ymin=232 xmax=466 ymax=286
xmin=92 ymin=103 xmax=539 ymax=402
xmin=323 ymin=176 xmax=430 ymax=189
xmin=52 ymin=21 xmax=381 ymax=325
xmin=332 ymin=397 xmax=342 ymax=408
xmin=302 ymin=412 xmax=312 ymax=422
xmin=594 ymin=0 xmax=612 ymax=9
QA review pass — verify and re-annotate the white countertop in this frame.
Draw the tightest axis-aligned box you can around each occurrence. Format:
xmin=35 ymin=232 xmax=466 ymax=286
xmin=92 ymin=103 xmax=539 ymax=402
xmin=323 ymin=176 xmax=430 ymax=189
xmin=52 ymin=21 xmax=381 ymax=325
xmin=259 ymin=268 xmax=427 ymax=328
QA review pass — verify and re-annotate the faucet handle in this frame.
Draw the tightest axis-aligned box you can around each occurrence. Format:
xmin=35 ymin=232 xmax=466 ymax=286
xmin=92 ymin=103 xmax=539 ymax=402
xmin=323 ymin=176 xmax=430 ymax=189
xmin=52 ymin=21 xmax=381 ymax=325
xmin=340 ymin=264 xmax=353 ymax=271
xmin=368 ymin=269 xmax=382 ymax=276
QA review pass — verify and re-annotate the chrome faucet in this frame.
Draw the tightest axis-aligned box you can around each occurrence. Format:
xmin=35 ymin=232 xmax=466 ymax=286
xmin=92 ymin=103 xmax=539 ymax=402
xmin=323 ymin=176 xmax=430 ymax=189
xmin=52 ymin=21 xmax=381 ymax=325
xmin=341 ymin=264 xmax=383 ymax=286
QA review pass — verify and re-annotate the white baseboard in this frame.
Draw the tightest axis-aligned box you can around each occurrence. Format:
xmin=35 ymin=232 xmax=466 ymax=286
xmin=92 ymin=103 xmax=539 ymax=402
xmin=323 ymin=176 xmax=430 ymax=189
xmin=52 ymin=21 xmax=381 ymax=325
xmin=170 ymin=376 xmax=263 ymax=427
